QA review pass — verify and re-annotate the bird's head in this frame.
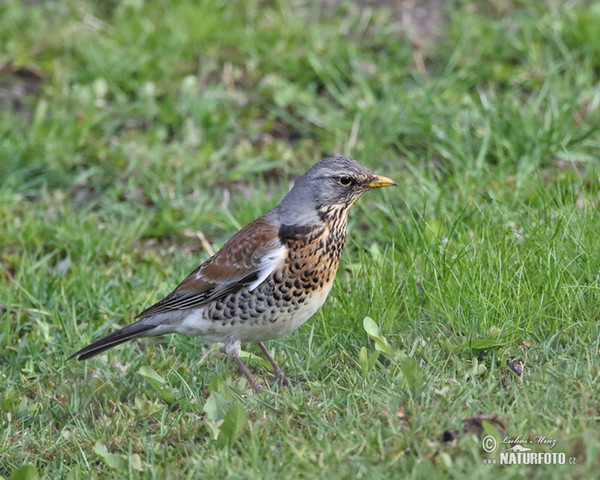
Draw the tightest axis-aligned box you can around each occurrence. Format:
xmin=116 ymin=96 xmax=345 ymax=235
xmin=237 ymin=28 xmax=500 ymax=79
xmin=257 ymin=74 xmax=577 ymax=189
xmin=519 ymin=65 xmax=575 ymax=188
xmin=275 ymin=157 xmax=396 ymax=224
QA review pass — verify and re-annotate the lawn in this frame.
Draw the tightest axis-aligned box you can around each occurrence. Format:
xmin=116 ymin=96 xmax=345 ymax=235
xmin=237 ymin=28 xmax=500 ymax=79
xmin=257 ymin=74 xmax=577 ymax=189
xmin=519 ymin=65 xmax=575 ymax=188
xmin=1 ymin=0 xmax=599 ymax=478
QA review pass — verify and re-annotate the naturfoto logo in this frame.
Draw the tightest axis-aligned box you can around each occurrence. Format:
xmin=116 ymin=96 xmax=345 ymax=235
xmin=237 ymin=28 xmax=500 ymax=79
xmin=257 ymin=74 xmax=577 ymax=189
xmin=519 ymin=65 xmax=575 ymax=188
xmin=481 ymin=434 xmax=576 ymax=466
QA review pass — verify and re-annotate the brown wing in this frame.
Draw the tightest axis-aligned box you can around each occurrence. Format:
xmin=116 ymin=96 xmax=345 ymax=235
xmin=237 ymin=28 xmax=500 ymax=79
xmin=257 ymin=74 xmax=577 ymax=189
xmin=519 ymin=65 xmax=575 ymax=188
xmin=136 ymin=215 xmax=286 ymax=318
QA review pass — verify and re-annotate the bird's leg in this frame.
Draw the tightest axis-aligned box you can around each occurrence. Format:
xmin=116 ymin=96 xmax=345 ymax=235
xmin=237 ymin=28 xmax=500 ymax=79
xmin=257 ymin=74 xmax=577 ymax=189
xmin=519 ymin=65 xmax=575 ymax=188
xmin=231 ymin=356 xmax=263 ymax=394
xmin=258 ymin=341 xmax=288 ymax=387
xmin=225 ymin=338 xmax=263 ymax=393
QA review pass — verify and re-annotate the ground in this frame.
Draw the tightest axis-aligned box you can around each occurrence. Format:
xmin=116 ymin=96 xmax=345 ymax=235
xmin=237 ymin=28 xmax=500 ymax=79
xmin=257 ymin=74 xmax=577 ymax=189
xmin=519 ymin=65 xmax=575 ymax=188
xmin=1 ymin=0 xmax=599 ymax=478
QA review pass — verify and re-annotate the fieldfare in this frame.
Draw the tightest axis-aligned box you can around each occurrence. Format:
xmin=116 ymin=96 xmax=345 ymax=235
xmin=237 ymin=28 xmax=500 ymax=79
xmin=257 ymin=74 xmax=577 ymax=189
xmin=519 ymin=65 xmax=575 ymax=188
xmin=69 ymin=157 xmax=396 ymax=392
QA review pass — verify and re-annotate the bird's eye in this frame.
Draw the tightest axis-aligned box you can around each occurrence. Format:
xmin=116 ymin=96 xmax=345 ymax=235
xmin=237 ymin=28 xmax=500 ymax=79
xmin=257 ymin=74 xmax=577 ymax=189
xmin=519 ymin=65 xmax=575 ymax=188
xmin=338 ymin=176 xmax=354 ymax=187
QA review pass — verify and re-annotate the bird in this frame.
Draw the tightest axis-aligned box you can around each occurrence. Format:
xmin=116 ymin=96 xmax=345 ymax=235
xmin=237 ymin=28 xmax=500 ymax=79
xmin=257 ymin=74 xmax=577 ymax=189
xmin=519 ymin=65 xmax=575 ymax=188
xmin=69 ymin=157 xmax=396 ymax=393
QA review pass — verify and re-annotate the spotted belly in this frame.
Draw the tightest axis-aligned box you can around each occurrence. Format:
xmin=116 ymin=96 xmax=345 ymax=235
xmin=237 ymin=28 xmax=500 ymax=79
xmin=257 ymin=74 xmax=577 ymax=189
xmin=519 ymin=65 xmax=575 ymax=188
xmin=198 ymin=270 xmax=335 ymax=342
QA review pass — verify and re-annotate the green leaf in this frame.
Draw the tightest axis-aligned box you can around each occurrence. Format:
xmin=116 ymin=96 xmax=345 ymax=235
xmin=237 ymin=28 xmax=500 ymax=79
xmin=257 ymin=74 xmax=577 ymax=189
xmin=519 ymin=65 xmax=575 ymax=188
xmin=400 ymin=357 xmax=424 ymax=393
xmin=208 ymin=374 xmax=227 ymax=395
xmin=218 ymin=402 xmax=247 ymax=447
xmin=359 ymin=344 xmax=381 ymax=378
xmin=481 ymin=420 xmax=501 ymax=441
xmin=363 ymin=316 xmax=380 ymax=338
xmin=368 ymin=243 xmax=384 ymax=266
xmin=468 ymin=339 xmax=507 ymax=351
xmin=447 ymin=338 xmax=508 ymax=354
xmin=468 ymin=357 xmax=488 ymax=377
xmin=239 ymin=349 xmax=271 ymax=369
xmin=138 ymin=366 xmax=174 ymax=403
xmin=129 ymin=453 xmax=143 ymax=472
xmin=424 ymin=218 xmax=443 ymax=242
xmin=138 ymin=366 xmax=166 ymax=385
xmin=369 ymin=350 xmax=380 ymax=371
xmin=363 ymin=316 xmax=392 ymax=354
xmin=359 ymin=346 xmax=369 ymax=376
xmin=94 ymin=442 xmax=126 ymax=471
xmin=160 ymin=389 xmax=175 ymax=404
xmin=7 ymin=465 xmax=39 ymax=480
xmin=203 ymin=392 xmax=229 ymax=422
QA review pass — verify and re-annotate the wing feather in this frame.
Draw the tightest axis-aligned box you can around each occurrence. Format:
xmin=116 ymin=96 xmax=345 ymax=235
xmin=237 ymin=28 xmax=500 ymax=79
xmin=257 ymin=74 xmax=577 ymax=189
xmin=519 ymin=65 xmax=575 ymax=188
xmin=136 ymin=215 xmax=286 ymax=319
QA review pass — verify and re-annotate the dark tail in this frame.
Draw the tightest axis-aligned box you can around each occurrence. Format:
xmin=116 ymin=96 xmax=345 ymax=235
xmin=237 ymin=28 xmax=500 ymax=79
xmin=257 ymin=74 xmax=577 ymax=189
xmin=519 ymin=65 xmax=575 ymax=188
xmin=68 ymin=321 xmax=158 ymax=361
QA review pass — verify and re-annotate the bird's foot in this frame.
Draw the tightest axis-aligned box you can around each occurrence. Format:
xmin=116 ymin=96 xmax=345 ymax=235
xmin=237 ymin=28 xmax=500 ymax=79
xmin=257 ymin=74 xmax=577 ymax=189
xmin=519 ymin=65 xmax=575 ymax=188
xmin=250 ymin=381 xmax=264 ymax=394
xmin=276 ymin=371 xmax=289 ymax=387
xmin=258 ymin=341 xmax=288 ymax=388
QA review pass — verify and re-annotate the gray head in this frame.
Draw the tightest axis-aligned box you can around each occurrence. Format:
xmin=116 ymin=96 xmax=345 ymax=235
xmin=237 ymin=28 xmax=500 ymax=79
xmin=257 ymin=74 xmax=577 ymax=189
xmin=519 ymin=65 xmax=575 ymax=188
xmin=273 ymin=156 xmax=396 ymax=224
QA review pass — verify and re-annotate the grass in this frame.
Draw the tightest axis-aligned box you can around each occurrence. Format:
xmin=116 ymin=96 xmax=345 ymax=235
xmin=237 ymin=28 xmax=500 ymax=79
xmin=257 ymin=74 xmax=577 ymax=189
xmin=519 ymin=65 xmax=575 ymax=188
xmin=1 ymin=0 xmax=600 ymax=478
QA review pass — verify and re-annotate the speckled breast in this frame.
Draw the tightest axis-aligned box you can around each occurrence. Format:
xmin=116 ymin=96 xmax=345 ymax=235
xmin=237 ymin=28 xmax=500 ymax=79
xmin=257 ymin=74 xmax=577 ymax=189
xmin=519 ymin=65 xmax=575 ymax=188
xmin=204 ymin=213 xmax=349 ymax=342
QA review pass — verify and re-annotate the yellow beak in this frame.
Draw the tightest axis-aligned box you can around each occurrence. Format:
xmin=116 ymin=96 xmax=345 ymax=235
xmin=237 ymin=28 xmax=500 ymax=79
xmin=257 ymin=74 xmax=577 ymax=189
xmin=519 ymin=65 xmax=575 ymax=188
xmin=369 ymin=175 xmax=397 ymax=188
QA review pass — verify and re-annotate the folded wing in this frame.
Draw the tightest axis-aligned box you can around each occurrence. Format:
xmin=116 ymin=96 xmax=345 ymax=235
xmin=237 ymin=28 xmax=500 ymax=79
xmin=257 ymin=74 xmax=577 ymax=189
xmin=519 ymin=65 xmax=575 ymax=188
xmin=136 ymin=215 xmax=287 ymax=318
